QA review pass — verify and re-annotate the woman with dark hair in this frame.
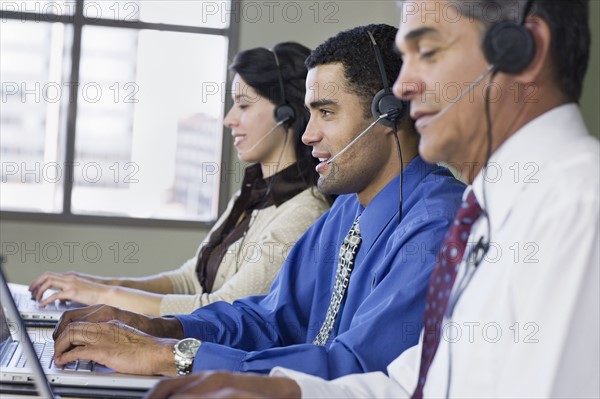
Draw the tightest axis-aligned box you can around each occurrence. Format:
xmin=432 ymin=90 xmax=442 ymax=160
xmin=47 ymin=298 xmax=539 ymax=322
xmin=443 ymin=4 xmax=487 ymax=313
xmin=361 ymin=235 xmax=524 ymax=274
xmin=29 ymin=42 xmax=331 ymax=316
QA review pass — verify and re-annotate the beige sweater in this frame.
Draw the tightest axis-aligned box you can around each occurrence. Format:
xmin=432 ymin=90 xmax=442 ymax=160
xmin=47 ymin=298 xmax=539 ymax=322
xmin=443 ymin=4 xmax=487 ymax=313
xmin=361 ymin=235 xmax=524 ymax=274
xmin=158 ymin=187 xmax=329 ymax=315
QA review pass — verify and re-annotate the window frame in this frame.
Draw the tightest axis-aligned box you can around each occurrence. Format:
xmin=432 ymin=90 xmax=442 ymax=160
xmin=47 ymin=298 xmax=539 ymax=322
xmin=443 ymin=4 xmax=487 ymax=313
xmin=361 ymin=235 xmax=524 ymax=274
xmin=0 ymin=0 xmax=240 ymax=229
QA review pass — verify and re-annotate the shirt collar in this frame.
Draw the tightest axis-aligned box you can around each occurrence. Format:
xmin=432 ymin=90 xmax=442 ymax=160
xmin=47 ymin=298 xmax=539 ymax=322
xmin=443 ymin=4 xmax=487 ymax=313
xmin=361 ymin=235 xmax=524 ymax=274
xmin=359 ymin=156 xmax=435 ymax=253
xmin=472 ymin=103 xmax=586 ymax=230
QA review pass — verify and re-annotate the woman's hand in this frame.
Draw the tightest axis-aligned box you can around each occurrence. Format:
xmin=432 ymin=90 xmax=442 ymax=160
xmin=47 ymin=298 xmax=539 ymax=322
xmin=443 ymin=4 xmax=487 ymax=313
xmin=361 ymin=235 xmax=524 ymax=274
xmin=29 ymin=271 xmax=111 ymax=307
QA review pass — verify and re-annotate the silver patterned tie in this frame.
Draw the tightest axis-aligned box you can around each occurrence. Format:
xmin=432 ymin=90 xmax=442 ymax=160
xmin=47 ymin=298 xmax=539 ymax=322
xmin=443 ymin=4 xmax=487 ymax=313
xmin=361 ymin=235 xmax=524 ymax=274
xmin=313 ymin=217 xmax=362 ymax=346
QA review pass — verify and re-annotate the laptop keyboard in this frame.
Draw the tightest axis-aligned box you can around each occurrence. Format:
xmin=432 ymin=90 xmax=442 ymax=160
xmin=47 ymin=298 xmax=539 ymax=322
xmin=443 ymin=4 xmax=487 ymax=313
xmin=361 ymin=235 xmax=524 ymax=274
xmin=0 ymin=340 xmax=95 ymax=371
xmin=13 ymin=292 xmax=70 ymax=312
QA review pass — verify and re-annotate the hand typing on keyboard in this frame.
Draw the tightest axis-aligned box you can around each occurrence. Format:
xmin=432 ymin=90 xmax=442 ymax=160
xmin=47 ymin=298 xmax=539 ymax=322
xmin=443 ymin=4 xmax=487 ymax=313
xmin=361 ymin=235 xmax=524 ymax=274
xmin=29 ymin=272 xmax=109 ymax=308
xmin=52 ymin=304 xmax=185 ymax=376
xmin=14 ymin=292 xmax=61 ymax=311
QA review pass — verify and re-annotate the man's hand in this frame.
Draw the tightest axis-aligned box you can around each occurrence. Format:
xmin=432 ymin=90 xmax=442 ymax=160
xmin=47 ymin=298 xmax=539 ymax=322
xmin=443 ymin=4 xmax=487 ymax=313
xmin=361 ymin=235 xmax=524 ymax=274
xmin=53 ymin=304 xmax=182 ymax=341
xmin=53 ymin=319 xmax=179 ymax=376
xmin=144 ymin=371 xmax=301 ymax=399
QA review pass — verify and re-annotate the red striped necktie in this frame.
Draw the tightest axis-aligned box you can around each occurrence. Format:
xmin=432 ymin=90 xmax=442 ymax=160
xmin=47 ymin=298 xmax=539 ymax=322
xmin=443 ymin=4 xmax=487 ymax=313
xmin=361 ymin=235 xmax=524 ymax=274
xmin=412 ymin=191 xmax=482 ymax=399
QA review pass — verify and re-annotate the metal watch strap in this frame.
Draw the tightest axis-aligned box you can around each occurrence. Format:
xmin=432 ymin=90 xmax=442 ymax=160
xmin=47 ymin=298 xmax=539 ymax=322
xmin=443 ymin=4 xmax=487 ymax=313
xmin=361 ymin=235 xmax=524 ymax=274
xmin=174 ymin=350 xmax=193 ymax=376
xmin=173 ymin=338 xmax=201 ymax=376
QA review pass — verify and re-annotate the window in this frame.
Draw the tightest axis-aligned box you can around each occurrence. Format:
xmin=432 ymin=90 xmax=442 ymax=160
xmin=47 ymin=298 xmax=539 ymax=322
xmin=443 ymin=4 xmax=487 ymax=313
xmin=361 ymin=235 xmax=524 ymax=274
xmin=1 ymin=0 xmax=238 ymax=225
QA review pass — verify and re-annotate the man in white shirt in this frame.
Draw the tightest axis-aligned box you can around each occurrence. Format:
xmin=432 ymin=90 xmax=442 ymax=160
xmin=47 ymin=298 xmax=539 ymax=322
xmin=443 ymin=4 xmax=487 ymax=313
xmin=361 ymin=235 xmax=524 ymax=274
xmin=144 ymin=1 xmax=599 ymax=397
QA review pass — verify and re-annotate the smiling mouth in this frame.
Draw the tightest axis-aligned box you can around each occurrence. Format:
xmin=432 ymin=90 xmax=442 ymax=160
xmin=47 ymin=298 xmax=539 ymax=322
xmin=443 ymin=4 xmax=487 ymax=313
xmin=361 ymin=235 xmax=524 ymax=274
xmin=314 ymin=156 xmax=334 ymax=174
xmin=414 ymin=113 xmax=438 ymax=130
xmin=233 ymin=136 xmax=246 ymax=146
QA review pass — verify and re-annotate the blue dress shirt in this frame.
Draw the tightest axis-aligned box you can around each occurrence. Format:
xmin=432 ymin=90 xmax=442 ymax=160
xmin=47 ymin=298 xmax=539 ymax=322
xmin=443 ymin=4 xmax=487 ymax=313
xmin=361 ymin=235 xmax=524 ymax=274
xmin=175 ymin=156 xmax=465 ymax=379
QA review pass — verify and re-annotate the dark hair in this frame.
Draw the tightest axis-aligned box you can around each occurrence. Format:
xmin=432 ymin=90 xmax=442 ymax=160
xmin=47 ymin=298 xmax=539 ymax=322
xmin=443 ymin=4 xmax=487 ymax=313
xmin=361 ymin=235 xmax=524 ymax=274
xmin=305 ymin=24 xmax=401 ymax=118
xmin=229 ymin=42 xmax=317 ymax=185
xmin=451 ymin=0 xmax=590 ymax=102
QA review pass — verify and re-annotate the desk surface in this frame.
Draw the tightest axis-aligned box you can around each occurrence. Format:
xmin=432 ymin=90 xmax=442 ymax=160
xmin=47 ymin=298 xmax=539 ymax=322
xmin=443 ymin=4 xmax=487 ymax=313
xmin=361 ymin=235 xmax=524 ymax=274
xmin=1 ymin=383 xmax=147 ymax=398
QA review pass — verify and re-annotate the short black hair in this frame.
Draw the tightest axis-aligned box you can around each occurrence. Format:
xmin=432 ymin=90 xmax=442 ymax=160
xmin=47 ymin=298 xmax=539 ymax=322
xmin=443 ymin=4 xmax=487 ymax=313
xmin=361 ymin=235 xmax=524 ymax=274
xmin=230 ymin=42 xmax=317 ymax=185
xmin=305 ymin=24 xmax=401 ymax=118
xmin=451 ymin=0 xmax=590 ymax=102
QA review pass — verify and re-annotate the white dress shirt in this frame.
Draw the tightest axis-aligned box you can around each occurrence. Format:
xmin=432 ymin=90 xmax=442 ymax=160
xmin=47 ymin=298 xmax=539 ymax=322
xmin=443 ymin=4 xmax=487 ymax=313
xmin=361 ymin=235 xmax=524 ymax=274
xmin=272 ymin=104 xmax=600 ymax=398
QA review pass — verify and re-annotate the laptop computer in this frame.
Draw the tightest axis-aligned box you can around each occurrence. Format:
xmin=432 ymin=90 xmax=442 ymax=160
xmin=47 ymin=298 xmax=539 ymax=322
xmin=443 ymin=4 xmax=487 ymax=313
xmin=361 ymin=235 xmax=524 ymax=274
xmin=9 ymin=282 xmax=82 ymax=325
xmin=0 ymin=259 xmax=160 ymax=397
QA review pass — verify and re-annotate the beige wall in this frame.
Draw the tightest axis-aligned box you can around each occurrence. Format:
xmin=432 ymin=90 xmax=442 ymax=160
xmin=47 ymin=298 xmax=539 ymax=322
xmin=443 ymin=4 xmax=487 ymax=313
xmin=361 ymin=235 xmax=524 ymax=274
xmin=237 ymin=0 xmax=400 ymax=49
xmin=2 ymin=0 xmax=599 ymax=284
xmin=0 ymin=220 xmax=201 ymax=284
xmin=581 ymin=0 xmax=600 ymax=138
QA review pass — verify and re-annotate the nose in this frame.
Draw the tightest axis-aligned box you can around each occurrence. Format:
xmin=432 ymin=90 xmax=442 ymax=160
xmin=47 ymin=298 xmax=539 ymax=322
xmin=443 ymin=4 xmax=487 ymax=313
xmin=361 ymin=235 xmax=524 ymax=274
xmin=223 ymin=106 xmax=237 ymax=128
xmin=301 ymin=116 xmax=321 ymax=146
xmin=393 ymin=59 xmax=422 ymax=102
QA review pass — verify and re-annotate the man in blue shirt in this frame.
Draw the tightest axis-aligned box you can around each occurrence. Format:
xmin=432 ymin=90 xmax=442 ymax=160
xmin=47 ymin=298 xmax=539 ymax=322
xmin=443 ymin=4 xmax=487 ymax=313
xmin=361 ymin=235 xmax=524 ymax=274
xmin=53 ymin=24 xmax=465 ymax=380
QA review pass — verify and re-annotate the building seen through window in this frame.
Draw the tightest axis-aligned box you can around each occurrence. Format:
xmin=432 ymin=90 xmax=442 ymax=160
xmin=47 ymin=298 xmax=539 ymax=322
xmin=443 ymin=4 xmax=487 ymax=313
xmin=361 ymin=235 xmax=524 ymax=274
xmin=1 ymin=0 xmax=235 ymax=223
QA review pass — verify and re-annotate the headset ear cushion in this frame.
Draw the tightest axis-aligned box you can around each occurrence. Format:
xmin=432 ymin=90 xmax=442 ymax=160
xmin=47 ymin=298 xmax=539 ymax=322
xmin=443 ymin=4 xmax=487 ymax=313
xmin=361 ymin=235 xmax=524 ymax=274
xmin=274 ymin=104 xmax=296 ymax=127
xmin=483 ymin=21 xmax=535 ymax=74
xmin=371 ymin=89 xmax=408 ymax=128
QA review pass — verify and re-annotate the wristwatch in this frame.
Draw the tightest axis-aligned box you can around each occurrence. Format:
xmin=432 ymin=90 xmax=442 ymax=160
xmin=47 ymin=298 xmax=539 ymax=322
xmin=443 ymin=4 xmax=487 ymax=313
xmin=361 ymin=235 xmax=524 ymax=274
xmin=173 ymin=338 xmax=202 ymax=375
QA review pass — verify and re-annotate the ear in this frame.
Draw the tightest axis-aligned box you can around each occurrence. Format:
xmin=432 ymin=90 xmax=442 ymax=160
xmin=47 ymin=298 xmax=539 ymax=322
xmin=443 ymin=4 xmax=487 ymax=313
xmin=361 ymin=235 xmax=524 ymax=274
xmin=382 ymin=117 xmax=413 ymax=140
xmin=380 ymin=124 xmax=396 ymax=137
xmin=516 ymin=16 xmax=552 ymax=84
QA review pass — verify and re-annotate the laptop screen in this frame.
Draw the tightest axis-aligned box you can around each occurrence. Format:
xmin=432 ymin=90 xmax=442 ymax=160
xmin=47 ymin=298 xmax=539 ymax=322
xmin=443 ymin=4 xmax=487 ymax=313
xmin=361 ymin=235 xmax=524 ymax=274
xmin=0 ymin=259 xmax=57 ymax=399
xmin=0 ymin=305 xmax=12 ymax=349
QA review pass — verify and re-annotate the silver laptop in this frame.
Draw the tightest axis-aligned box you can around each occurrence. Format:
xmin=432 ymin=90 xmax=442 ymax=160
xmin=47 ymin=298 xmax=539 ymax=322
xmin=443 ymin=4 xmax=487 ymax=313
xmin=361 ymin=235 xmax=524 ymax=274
xmin=9 ymin=282 xmax=82 ymax=324
xmin=0 ymin=261 xmax=160 ymax=395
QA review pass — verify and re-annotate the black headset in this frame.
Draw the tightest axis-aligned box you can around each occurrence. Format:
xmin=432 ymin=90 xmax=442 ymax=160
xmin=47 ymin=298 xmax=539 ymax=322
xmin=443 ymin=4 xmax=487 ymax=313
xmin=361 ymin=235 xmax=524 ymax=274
xmin=367 ymin=31 xmax=408 ymax=128
xmin=483 ymin=0 xmax=536 ymax=74
xmin=270 ymin=49 xmax=296 ymax=128
xmin=367 ymin=30 xmax=408 ymax=225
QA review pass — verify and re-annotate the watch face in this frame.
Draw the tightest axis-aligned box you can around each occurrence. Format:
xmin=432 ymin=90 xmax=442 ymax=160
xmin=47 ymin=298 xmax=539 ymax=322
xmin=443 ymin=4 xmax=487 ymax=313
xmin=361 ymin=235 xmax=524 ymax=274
xmin=178 ymin=338 xmax=201 ymax=356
